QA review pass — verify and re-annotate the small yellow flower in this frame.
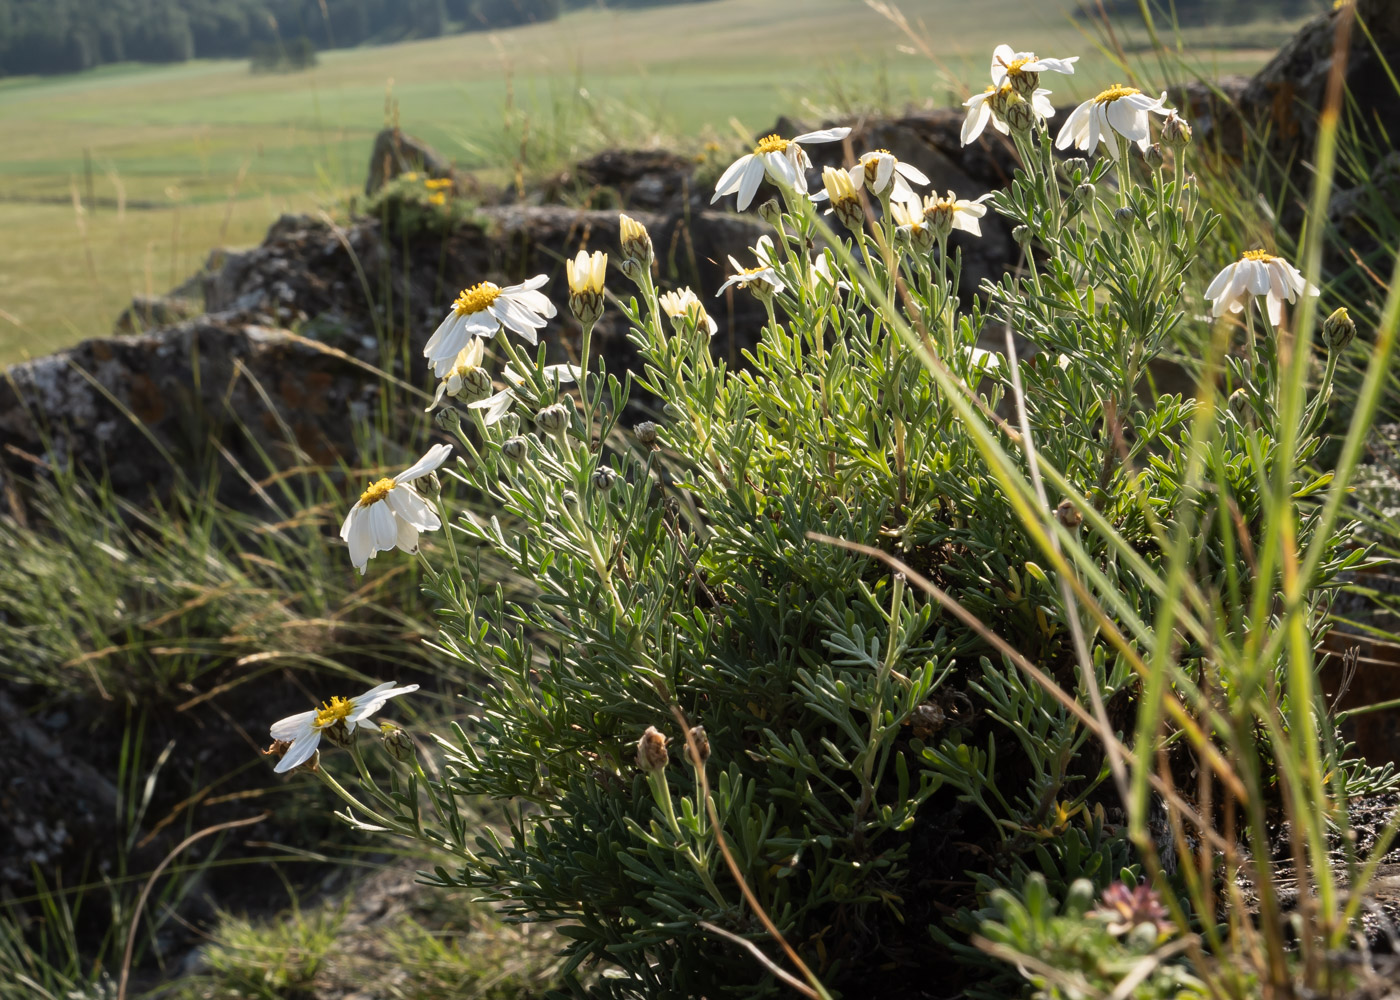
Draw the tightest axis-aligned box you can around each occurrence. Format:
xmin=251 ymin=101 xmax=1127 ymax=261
xmin=424 ymin=177 xmax=453 ymax=190
xmin=427 ymin=192 xmax=446 ymax=207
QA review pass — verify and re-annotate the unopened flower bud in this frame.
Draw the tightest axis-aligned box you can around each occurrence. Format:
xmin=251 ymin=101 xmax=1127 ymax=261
xmin=687 ymin=725 xmax=711 ymax=765
xmin=1322 ymin=307 xmax=1356 ymax=352
xmin=566 ymin=249 xmax=607 ymax=326
xmin=434 ymin=407 xmax=462 ymax=434
xmin=619 ymin=214 xmax=653 ymax=270
xmin=1012 ymin=224 xmax=1032 ymax=246
xmin=757 ymin=198 xmax=783 ymax=227
xmin=321 ymin=719 xmax=357 ymax=750
xmin=1074 ymin=181 xmax=1096 ymax=205
xmin=1062 ymin=157 xmax=1090 ymax=181
xmin=380 ymin=723 xmax=416 ymax=763
xmin=417 ymin=471 xmax=441 ymax=501
xmin=536 ymin=402 xmax=571 ymax=435
xmin=1161 ymin=113 xmax=1192 ymax=150
xmin=1144 ymin=143 xmax=1164 ymax=170
xmin=1003 ymin=95 xmax=1037 ymax=135
xmin=636 ymin=725 xmax=669 ymax=772
xmin=501 ymin=435 xmax=528 ymax=462
xmin=907 ymin=224 xmax=936 ymax=255
xmin=1055 ymin=499 xmax=1083 ymax=529
xmin=1008 ymin=68 xmax=1040 ymax=98
xmin=618 ymin=257 xmax=642 ymax=283
xmin=1114 ymin=206 xmax=1137 ymax=228
xmin=456 ymin=366 xmax=494 ymax=404
xmin=633 ymin=420 xmax=659 ymax=446
xmin=591 ymin=465 xmax=617 ymax=492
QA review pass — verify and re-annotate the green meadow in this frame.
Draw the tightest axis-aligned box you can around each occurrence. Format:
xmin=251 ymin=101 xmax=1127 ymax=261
xmin=0 ymin=0 xmax=1304 ymax=364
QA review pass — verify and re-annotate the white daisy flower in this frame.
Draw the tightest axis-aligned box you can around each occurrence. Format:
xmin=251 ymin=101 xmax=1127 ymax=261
xmin=1205 ymin=250 xmax=1318 ymax=326
xmin=1055 ymin=84 xmax=1171 ymax=160
xmin=961 ymin=83 xmax=1057 ymax=146
xmin=659 ymin=288 xmax=719 ymax=336
xmin=711 ymin=127 xmax=852 ymax=211
xmin=891 ymin=199 xmax=936 ymax=254
xmin=425 ymin=338 xmax=488 ymax=412
xmin=989 ymin=44 xmax=1078 ymax=94
xmin=340 ymin=443 xmax=451 ymax=574
xmin=424 ymin=276 xmax=557 ymax=376
xmin=921 ymin=190 xmax=994 ymax=238
xmin=716 ymin=235 xmax=787 ymax=299
xmin=269 ymin=681 xmax=420 ymax=774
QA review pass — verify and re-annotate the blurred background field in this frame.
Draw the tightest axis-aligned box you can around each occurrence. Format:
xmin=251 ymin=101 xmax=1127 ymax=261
xmin=0 ymin=0 xmax=1312 ymax=364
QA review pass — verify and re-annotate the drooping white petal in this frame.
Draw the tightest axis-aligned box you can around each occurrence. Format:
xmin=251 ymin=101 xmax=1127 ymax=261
xmin=386 ymin=485 xmax=440 ymax=531
xmin=369 ymin=501 xmax=399 ymax=552
xmin=393 ymin=516 xmax=421 ymax=555
xmin=763 ymin=150 xmax=799 ymax=190
xmin=712 ymin=153 xmax=755 ymax=202
xmin=274 ymin=731 xmax=322 ymax=773
xmin=346 ymin=508 xmax=374 ymax=572
xmin=736 ymin=155 xmax=767 ymax=211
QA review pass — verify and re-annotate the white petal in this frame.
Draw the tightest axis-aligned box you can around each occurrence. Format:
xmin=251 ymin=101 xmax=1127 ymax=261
xmin=1036 ymin=56 xmax=1078 ymax=74
xmin=895 ymin=161 xmax=930 ymax=186
xmin=1204 ymin=262 xmax=1236 ymax=300
xmin=393 ymin=516 xmax=421 ymax=555
xmin=1055 ymin=101 xmax=1091 ymax=150
xmin=712 ymin=154 xmax=754 ymax=201
xmin=348 ymin=683 xmax=420 ymax=724
xmin=270 ymin=711 xmax=317 ymax=741
xmin=471 ymin=389 xmax=516 ymax=426
xmin=1106 ymin=100 xmax=1148 ymax=143
xmin=513 ymin=274 xmax=549 ymax=293
xmin=963 ymin=103 xmax=992 ymax=146
xmin=736 ymin=156 xmax=767 ymax=211
xmin=423 ymin=310 xmax=462 ymax=359
xmin=1247 ymin=260 xmax=1272 ymax=296
xmin=386 ymin=485 xmax=441 ymax=531
xmin=764 ymin=150 xmax=798 ymax=189
xmin=274 ymin=732 xmax=322 ymax=773
xmin=1265 ymin=292 xmax=1283 ymax=326
xmin=793 ymin=127 xmax=850 ymax=144
xmin=396 ymin=443 xmax=452 ymax=483
xmin=347 ymin=510 xmax=374 ymax=572
xmin=873 ymin=156 xmax=895 ymax=193
xmin=369 ymin=502 xmax=399 ymax=552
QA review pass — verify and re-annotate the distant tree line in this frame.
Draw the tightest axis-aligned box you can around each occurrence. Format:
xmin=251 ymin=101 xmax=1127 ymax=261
xmin=1079 ymin=0 xmax=1321 ymax=26
xmin=0 ymin=0 xmax=717 ymax=77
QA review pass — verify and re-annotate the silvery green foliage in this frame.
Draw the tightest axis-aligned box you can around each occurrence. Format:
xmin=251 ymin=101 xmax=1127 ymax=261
xmin=391 ymin=121 xmax=1364 ymax=997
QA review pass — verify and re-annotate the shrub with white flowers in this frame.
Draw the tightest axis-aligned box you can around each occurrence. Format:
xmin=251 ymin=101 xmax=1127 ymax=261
xmin=269 ymin=44 xmax=1380 ymax=999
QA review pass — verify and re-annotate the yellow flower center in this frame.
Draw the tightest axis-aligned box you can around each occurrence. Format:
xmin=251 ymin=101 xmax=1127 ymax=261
xmin=1005 ymin=56 xmax=1032 ymax=75
xmin=452 ymin=282 xmax=502 ymax=316
xmin=359 ymin=477 xmax=396 ymax=506
xmin=314 ymin=696 xmax=355 ymax=729
xmin=1094 ymin=84 xmax=1141 ymax=104
xmin=1242 ymin=249 xmax=1278 ymax=262
xmin=754 ymin=134 xmax=790 ymax=155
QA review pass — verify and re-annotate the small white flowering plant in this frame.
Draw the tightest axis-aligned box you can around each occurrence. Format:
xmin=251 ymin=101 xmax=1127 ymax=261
xmin=272 ymin=41 xmax=1400 ymax=999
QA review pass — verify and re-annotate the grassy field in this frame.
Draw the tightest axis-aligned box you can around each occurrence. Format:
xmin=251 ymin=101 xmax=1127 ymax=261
xmin=0 ymin=0 xmax=1307 ymax=364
